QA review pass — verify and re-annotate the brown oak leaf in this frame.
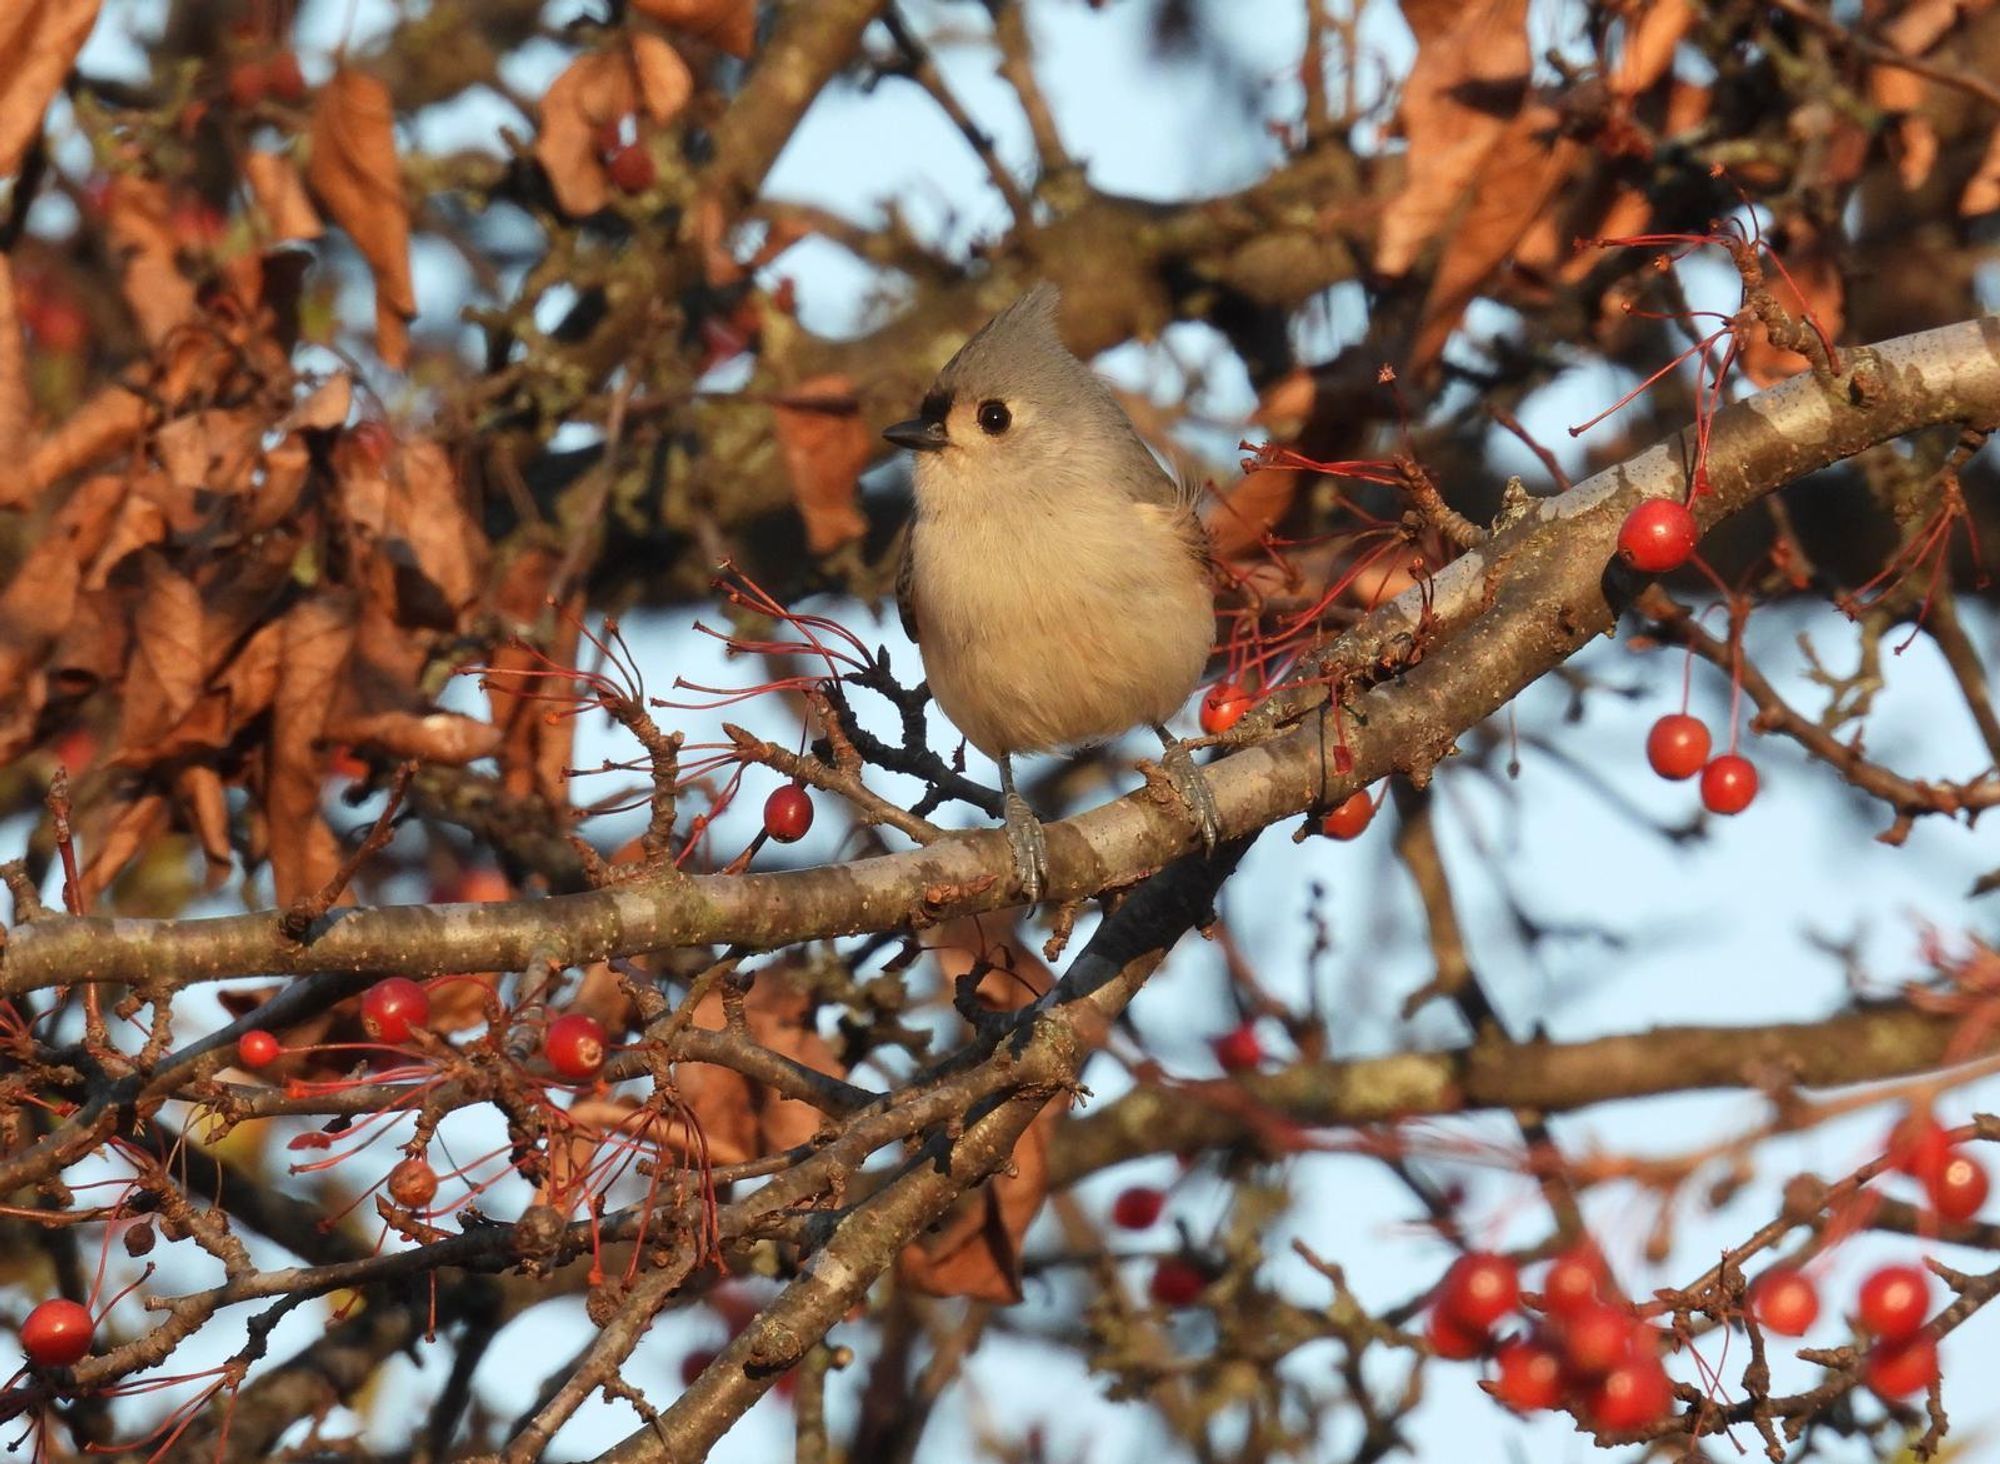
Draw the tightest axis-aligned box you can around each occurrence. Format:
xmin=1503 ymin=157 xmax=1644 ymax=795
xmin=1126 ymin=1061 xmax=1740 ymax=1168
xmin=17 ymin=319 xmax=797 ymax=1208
xmin=308 ymin=69 xmax=416 ymax=367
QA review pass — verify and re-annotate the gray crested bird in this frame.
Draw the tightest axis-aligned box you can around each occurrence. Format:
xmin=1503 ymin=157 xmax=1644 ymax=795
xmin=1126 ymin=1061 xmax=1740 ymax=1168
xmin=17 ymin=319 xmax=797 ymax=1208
xmin=882 ymin=283 xmax=1221 ymax=902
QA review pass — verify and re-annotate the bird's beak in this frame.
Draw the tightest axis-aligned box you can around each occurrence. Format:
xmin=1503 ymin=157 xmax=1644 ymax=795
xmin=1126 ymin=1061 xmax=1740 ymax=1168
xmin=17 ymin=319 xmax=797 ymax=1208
xmin=883 ymin=417 xmax=948 ymax=453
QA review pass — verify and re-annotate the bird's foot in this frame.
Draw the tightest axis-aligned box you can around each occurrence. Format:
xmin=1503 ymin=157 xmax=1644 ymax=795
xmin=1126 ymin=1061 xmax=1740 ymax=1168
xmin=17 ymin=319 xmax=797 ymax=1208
xmin=1002 ymin=789 xmax=1049 ymax=903
xmin=1155 ymin=739 xmax=1222 ymax=853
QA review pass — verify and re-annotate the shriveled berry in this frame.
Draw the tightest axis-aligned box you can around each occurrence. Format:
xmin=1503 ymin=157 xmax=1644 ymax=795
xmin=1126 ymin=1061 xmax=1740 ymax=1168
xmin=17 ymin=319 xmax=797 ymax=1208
xmin=1590 ymin=1357 xmax=1672 ymax=1430
xmin=1320 ymin=789 xmax=1375 ymax=840
xmin=1645 ymin=713 xmax=1710 ymax=781
xmin=238 ymin=1029 xmax=281 ymax=1069
xmin=1616 ymin=499 xmax=1698 ymax=574
xmin=1425 ymin=1306 xmax=1488 ymax=1360
xmin=387 ymin=1156 xmax=439 ymax=1209
xmin=20 ymin=1299 xmax=93 ymax=1368
xmin=545 ymin=1012 xmax=608 ymax=1082
xmin=1490 ymin=1337 xmax=1564 ymax=1411
xmin=1699 ymin=754 xmax=1758 ymax=815
xmin=1864 ymin=1333 xmax=1939 ymax=1399
xmin=1111 ymin=1186 xmax=1166 ymax=1230
xmin=1750 ymin=1268 xmax=1819 ymax=1337
xmin=360 ymin=977 xmax=430 ymax=1044
xmin=1200 ymin=681 xmax=1254 ymax=736
xmin=1148 ymin=1256 xmax=1208 ymax=1308
xmin=1857 ymin=1263 xmax=1929 ymax=1342
xmin=1438 ymin=1252 xmax=1520 ymax=1331
xmin=1211 ymin=1023 xmax=1264 ymax=1074
xmin=1927 ymin=1148 xmax=1989 ymax=1222
xmin=764 ymin=785 xmax=813 ymax=843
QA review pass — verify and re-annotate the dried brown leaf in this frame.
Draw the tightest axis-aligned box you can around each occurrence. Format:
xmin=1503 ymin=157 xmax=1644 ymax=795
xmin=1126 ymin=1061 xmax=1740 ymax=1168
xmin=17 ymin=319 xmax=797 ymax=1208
xmin=632 ymin=0 xmax=755 ymax=58
xmin=1609 ymin=0 xmax=1693 ymax=96
xmin=897 ymin=1108 xmax=1054 ymax=1302
xmin=0 ymin=1 xmax=100 ymax=182
xmin=1410 ymin=99 xmax=1578 ymax=373
xmin=631 ymin=33 xmax=694 ymax=123
xmin=773 ymin=376 xmax=869 ymax=554
xmin=1963 ymin=122 xmax=2000 ymax=215
xmin=330 ymin=709 xmax=502 ymax=765
xmin=155 ymin=409 xmax=264 ymax=497
xmin=104 ymin=176 xmax=200 ymax=348
xmin=534 ymin=48 xmax=638 ymax=218
xmin=76 ymin=791 xmax=167 ymax=911
xmin=0 ymin=257 xmax=27 ymax=469
xmin=174 ymin=763 xmax=234 ymax=883
xmin=245 ymin=149 xmax=323 ymax=242
xmin=21 ymin=386 xmax=149 ymax=509
xmin=1375 ymin=0 xmax=1531 ymax=278
xmin=307 ymin=69 xmax=416 ymax=368
xmin=118 ymin=552 xmax=206 ymax=754
xmin=267 ymin=594 xmax=356 ymax=904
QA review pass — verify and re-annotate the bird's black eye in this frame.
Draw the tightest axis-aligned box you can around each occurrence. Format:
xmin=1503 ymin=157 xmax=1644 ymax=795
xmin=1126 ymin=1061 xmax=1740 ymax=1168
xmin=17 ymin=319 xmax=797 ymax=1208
xmin=976 ymin=400 xmax=1012 ymax=435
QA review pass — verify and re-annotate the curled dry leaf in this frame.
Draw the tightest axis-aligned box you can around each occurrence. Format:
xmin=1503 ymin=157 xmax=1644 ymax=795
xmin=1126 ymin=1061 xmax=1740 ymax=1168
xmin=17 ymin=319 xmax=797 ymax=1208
xmin=1961 ymin=123 xmax=2000 ymax=216
xmin=671 ymin=975 xmax=849 ymax=1166
xmin=245 ymin=149 xmax=323 ymax=243
xmin=773 ymin=376 xmax=870 ymax=554
xmin=307 ymin=69 xmax=416 ymax=368
xmin=0 ymin=257 xmax=28 ymax=470
xmin=0 ymin=0 xmax=102 ymax=182
xmin=631 ymin=33 xmax=694 ymax=124
xmin=483 ymin=544 xmax=578 ymax=804
xmin=24 ymin=387 xmax=149 ymax=508
xmin=632 ymin=0 xmax=755 ymax=58
xmin=118 ymin=552 xmax=206 ymax=756
xmin=330 ymin=709 xmax=502 ymax=765
xmin=1374 ymin=0 xmax=1531 ymax=279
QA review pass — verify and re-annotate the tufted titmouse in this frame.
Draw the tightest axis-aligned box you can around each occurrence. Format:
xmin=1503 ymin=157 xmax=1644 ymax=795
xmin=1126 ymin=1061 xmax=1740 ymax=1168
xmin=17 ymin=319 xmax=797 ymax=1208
xmin=883 ymin=283 xmax=1220 ymax=901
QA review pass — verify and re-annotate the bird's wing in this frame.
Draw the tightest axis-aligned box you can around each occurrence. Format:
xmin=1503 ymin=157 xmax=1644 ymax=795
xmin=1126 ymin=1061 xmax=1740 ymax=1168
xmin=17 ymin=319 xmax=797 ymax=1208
xmin=1130 ymin=455 xmax=1213 ymax=571
xmin=895 ymin=525 xmax=920 ymax=643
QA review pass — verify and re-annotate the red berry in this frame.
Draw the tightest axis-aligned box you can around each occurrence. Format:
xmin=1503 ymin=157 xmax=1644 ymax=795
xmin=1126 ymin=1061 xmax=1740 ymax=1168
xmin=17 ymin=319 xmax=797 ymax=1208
xmin=1211 ymin=1023 xmax=1264 ymax=1074
xmin=1439 ymin=1252 xmax=1520 ymax=1331
xmin=237 ymin=1029 xmax=281 ymax=1069
xmin=1699 ymin=754 xmax=1758 ymax=815
xmin=1857 ymin=1264 xmax=1930 ymax=1342
xmin=360 ymin=977 xmax=429 ymax=1045
xmin=1864 ymin=1333 xmax=1939 ymax=1399
xmin=1888 ymin=1109 xmax=1952 ymax=1185
xmin=1540 ymin=1244 xmax=1609 ymax=1319
xmin=680 ymin=1347 xmax=718 ymax=1387
xmin=20 ymin=1299 xmax=93 ymax=1368
xmin=545 ymin=1012 xmax=608 ymax=1082
xmin=387 ymin=1156 xmax=439 ymax=1209
xmin=1490 ymin=1337 xmax=1564 ymax=1411
xmin=1111 ymin=1186 xmax=1166 ymax=1230
xmin=1927 ymin=1148 xmax=1989 ymax=1222
xmin=227 ymin=59 xmax=268 ymax=108
xmin=1148 ymin=1256 xmax=1208 ymax=1308
xmin=1199 ymin=681 xmax=1253 ymax=736
xmin=1425 ymin=1306 xmax=1489 ymax=1360
xmin=1750 ymin=1268 xmax=1819 ymax=1337
xmin=763 ymin=785 xmax=813 ymax=843
xmin=264 ymin=51 xmax=307 ymax=103
xmin=1616 ymin=499 xmax=1698 ymax=574
xmin=1320 ymin=789 xmax=1375 ymax=840
xmin=1645 ymin=713 xmax=1711 ymax=781
xmin=1589 ymin=1356 xmax=1672 ymax=1430
xmin=1563 ymin=1300 xmax=1640 ymax=1376
xmin=606 ymin=143 xmax=657 ymax=194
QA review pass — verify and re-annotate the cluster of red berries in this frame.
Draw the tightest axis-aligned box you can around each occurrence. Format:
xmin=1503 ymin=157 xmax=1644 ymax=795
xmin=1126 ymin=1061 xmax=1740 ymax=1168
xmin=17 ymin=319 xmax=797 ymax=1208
xmin=1887 ymin=1109 xmax=1991 ymax=1223
xmin=1750 ymin=1262 xmax=1939 ymax=1397
xmin=1645 ymin=713 xmax=1757 ymax=814
xmin=1429 ymin=1248 xmax=1675 ymax=1431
